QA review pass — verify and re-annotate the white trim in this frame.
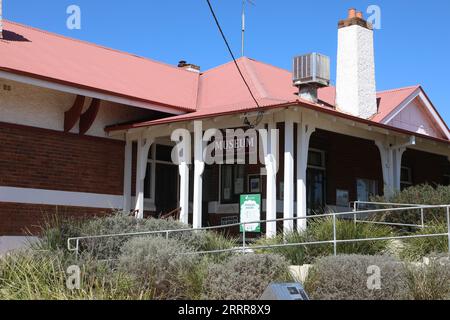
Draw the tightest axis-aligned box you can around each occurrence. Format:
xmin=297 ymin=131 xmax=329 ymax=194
xmin=0 ymin=70 xmax=185 ymax=116
xmin=382 ymin=88 xmax=450 ymax=140
xmin=0 ymin=186 xmax=123 ymax=209
xmin=0 ymin=236 xmax=40 ymax=256
xmin=381 ymin=88 xmax=421 ymax=125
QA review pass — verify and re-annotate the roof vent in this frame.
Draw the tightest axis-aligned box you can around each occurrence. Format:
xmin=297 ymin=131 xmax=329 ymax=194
xmin=293 ymin=53 xmax=330 ymax=103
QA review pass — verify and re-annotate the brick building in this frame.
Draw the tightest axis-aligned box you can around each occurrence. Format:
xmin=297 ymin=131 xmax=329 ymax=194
xmin=1 ymin=9 xmax=449 ymax=250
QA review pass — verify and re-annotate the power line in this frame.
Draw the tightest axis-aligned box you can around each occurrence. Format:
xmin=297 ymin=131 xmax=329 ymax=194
xmin=205 ymin=0 xmax=260 ymax=109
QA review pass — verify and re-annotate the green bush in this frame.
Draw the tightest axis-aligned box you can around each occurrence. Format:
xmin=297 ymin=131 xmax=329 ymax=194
xmin=33 ymin=214 xmax=84 ymax=252
xmin=253 ymin=218 xmax=394 ymax=265
xmin=118 ymin=236 xmax=204 ymax=300
xmin=202 ymin=253 xmax=292 ymax=300
xmin=304 ymin=255 xmax=407 ymax=300
xmin=404 ymin=256 xmax=450 ymax=300
xmin=0 ymin=249 xmax=151 ymax=300
xmin=400 ymin=221 xmax=449 ymax=261
xmin=371 ymin=184 xmax=450 ymax=225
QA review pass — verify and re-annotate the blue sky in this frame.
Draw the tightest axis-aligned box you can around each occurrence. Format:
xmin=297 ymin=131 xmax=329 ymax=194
xmin=4 ymin=0 xmax=450 ymax=122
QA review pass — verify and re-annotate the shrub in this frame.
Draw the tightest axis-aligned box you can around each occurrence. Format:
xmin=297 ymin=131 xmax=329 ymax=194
xmin=202 ymin=253 xmax=292 ymax=300
xmin=0 ymin=249 xmax=151 ymax=300
xmin=400 ymin=221 xmax=449 ymax=261
xmin=253 ymin=218 xmax=394 ymax=265
xmin=118 ymin=236 xmax=203 ymax=300
xmin=187 ymin=231 xmax=238 ymax=262
xmin=304 ymin=255 xmax=407 ymax=300
xmin=404 ymin=256 xmax=450 ymax=300
xmin=371 ymin=184 xmax=450 ymax=225
xmin=33 ymin=214 xmax=83 ymax=252
xmin=78 ymin=214 xmax=191 ymax=259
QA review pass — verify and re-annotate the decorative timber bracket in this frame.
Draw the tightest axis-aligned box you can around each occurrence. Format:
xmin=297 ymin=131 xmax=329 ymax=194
xmin=64 ymin=95 xmax=101 ymax=135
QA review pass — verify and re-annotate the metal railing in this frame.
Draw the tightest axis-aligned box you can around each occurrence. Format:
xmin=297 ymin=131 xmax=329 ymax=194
xmin=351 ymin=201 xmax=428 ymax=229
xmin=67 ymin=203 xmax=450 ymax=258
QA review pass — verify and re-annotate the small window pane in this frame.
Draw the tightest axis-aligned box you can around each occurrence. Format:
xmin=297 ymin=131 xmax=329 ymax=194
xmin=308 ymin=151 xmax=323 ymax=167
xmin=401 ymin=167 xmax=412 ymax=184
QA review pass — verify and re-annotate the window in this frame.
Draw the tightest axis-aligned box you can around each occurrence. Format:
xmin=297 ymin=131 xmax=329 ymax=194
xmin=308 ymin=149 xmax=325 ymax=169
xmin=444 ymin=175 xmax=450 ymax=186
xmin=144 ymin=162 xmax=152 ymax=199
xmin=400 ymin=167 xmax=413 ymax=190
xmin=220 ymin=165 xmax=246 ymax=204
xmin=307 ymin=149 xmax=326 ymax=212
xmin=356 ymin=179 xmax=378 ymax=202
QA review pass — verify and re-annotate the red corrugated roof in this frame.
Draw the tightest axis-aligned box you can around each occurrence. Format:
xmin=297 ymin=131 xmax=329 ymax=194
xmin=0 ymin=20 xmax=199 ymax=111
xmin=1 ymin=20 xmax=446 ymax=140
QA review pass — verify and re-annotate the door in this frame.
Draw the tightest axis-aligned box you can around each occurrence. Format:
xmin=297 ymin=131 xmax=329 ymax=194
xmin=155 ymin=163 xmax=179 ymax=214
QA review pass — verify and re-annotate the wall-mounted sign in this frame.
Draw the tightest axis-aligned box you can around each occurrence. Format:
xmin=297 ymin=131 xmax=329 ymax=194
xmin=248 ymin=175 xmax=261 ymax=193
xmin=214 ymin=133 xmax=257 ymax=156
xmin=240 ymin=194 xmax=261 ymax=233
xmin=336 ymin=189 xmax=349 ymax=207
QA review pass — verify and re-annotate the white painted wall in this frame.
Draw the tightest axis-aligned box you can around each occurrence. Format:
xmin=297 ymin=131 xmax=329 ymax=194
xmin=388 ymin=99 xmax=442 ymax=138
xmin=0 ymin=78 xmax=152 ymax=139
xmin=336 ymin=24 xmax=377 ymax=119
xmin=0 ymin=186 xmax=123 ymax=209
xmin=0 ymin=236 xmax=39 ymax=256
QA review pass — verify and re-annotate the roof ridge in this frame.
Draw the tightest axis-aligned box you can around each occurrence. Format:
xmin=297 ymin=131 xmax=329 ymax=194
xmin=377 ymin=85 xmax=421 ymax=94
xmin=3 ymin=19 xmax=194 ymax=74
xmin=201 ymin=56 xmax=249 ymax=75
xmin=246 ymin=57 xmax=292 ymax=74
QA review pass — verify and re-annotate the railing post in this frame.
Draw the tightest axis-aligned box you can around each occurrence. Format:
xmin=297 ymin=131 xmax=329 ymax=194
xmin=75 ymin=239 xmax=79 ymax=261
xmin=420 ymin=208 xmax=425 ymax=228
xmin=353 ymin=201 xmax=358 ymax=225
xmin=447 ymin=206 xmax=450 ymax=254
xmin=333 ymin=211 xmax=337 ymax=256
xmin=166 ymin=231 xmax=169 ymax=240
xmin=242 ymin=223 xmax=246 ymax=254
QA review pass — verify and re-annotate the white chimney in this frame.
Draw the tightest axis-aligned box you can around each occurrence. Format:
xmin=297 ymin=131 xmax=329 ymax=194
xmin=0 ymin=0 xmax=3 ymax=39
xmin=336 ymin=9 xmax=377 ymax=119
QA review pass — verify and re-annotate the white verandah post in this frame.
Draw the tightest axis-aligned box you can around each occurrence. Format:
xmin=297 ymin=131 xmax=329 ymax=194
xmin=283 ymin=115 xmax=295 ymax=233
xmin=193 ymin=122 xmax=205 ymax=229
xmin=265 ymin=120 xmax=278 ymax=239
xmin=123 ymin=136 xmax=132 ymax=213
xmin=135 ymin=134 xmax=154 ymax=219
xmin=296 ymin=118 xmax=315 ymax=232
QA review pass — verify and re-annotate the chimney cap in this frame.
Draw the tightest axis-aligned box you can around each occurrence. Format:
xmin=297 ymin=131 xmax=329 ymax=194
xmin=339 ymin=8 xmax=372 ymax=30
xmin=178 ymin=60 xmax=201 ymax=73
xmin=348 ymin=8 xmax=357 ymax=19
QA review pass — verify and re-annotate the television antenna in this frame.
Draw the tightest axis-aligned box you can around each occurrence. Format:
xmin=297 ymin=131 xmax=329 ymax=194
xmin=241 ymin=0 xmax=255 ymax=57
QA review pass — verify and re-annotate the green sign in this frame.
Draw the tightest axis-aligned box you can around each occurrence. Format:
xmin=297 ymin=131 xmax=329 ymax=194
xmin=240 ymin=194 xmax=261 ymax=233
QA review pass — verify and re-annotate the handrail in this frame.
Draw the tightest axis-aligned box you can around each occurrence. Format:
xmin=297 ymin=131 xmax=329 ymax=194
xmin=351 ymin=201 xmax=429 ymax=228
xmin=350 ymin=200 xmax=429 ymax=207
xmin=67 ymin=203 xmax=450 ymax=259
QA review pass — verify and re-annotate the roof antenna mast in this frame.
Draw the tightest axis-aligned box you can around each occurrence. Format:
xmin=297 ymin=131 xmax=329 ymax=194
xmin=241 ymin=0 xmax=255 ymax=57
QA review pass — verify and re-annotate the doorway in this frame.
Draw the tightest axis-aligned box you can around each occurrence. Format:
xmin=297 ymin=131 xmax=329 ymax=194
xmin=155 ymin=163 xmax=179 ymax=214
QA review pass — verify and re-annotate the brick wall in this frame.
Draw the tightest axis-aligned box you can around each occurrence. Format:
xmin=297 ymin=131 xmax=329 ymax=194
xmin=403 ymin=149 xmax=450 ymax=186
xmin=0 ymin=202 xmax=112 ymax=235
xmin=0 ymin=122 xmax=125 ymax=235
xmin=310 ymin=129 xmax=384 ymax=204
xmin=0 ymin=122 xmax=125 ymax=195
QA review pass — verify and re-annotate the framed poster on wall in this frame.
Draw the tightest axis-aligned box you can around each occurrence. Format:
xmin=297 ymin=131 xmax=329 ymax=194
xmin=240 ymin=194 xmax=261 ymax=233
xmin=248 ymin=174 xmax=261 ymax=193
xmin=336 ymin=189 xmax=349 ymax=207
